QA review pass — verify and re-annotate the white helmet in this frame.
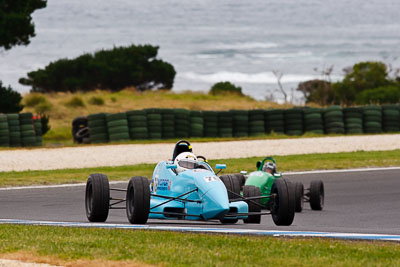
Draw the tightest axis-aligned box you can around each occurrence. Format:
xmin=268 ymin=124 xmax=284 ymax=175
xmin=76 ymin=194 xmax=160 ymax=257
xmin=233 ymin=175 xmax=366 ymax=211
xmin=174 ymin=152 xmax=197 ymax=173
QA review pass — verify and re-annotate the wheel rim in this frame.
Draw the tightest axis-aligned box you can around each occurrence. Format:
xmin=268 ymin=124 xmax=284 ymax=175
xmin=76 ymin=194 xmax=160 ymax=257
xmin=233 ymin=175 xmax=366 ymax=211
xmin=271 ymin=186 xmax=279 ymax=217
xmin=86 ymin=183 xmax=93 ymax=214
xmin=127 ymin=184 xmax=135 ymax=217
xmin=319 ymin=184 xmax=324 ymax=208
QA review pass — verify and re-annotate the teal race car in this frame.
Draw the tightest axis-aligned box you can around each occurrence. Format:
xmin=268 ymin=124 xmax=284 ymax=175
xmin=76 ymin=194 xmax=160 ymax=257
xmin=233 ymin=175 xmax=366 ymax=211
xmin=224 ymin=157 xmax=324 ymax=214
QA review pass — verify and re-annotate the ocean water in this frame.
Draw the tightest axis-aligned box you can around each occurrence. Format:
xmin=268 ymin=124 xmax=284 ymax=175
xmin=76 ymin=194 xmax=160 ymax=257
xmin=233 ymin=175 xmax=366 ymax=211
xmin=1 ymin=0 xmax=399 ymax=102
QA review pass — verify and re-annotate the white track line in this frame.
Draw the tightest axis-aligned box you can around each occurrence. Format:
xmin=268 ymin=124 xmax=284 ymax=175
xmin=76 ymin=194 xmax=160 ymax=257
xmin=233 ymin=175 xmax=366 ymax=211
xmin=1 ymin=166 xmax=399 ymax=191
xmin=0 ymin=219 xmax=399 ymax=242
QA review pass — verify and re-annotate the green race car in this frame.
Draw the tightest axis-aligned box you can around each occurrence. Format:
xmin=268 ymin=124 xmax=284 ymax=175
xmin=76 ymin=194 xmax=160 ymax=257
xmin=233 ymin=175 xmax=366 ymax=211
xmin=241 ymin=157 xmax=324 ymax=213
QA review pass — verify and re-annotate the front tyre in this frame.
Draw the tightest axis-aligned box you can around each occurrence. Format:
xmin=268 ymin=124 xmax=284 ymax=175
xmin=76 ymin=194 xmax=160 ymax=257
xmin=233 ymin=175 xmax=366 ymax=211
xmin=270 ymin=178 xmax=295 ymax=226
xmin=243 ymin=185 xmax=261 ymax=224
xmin=85 ymin=173 xmax=110 ymax=222
xmin=309 ymin=180 xmax=324 ymax=210
xmin=126 ymin=176 xmax=150 ymax=224
xmin=294 ymin=182 xmax=304 ymax=212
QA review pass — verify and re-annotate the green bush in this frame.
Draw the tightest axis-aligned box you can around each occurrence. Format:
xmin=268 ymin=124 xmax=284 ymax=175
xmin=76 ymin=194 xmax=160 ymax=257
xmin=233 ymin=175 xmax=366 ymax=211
xmin=88 ymin=96 xmax=104 ymax=106
xmin=40 ymin=114 xmax=51 ymax=135
xmin=356 ymin=85 xmax=400 ymax=104
xmin=19 ymin=44 xmax=176 ymax=93
xmin=0 ymin=81 xmax=23 ymax=113
xmin=65 ymin=96 xmax=85 ymax=108
xmin=209 ymin=81 xmax=243 ymax=96
xmin=332 ymin=61 xmax=392 ymax=105
xmin=34 ymin=101 xmax=53 ymax=113
xmin=24 ymin=93 xmax=47 ymax=106
xmin=296 ymin=79 xmax=334 ymax=105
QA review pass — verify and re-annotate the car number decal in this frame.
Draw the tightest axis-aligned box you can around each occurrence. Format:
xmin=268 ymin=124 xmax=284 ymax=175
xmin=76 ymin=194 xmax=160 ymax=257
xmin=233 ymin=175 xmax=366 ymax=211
xmin=204 ymin=176 xmax=219 ymax=182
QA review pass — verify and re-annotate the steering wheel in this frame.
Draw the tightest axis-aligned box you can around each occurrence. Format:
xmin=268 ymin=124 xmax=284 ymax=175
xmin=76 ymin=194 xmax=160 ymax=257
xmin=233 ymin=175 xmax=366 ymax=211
xmin=197 ymin=155 xmax=207 ymax=162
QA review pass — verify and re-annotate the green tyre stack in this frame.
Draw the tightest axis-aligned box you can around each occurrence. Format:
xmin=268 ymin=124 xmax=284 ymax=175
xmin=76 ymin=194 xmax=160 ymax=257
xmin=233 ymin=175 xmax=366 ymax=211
xmin=362 ymin=105 xmax=382 ymax=134
xmin=7 ymin=114 xmax=21 ymax=147
xmin=303 ymin=108 xmax=324 ymax=134
xmin=203 ymin=111 xmax=219 ymax=137
xmin=127 ymin=110 xmax=148 ymax=140
xmin=323 ymin=105 xmax=345 ymax=134
xmin=0 ymin=114 xmax=10 ymax=147
xmin=88 ymin=113 xmax=109 ymax=143
xmin=343 ymin=107 xmax=363 ymax=134
xmin=33 ymin=115 xmax=43 ymax=146
xmin=265 ymin=109 xmax=284 ymax=134
xmin=174 ymin=109 xmax=190 ymax=138
xmin=232 ymin=110 xmax=249 ymax=137
xmin=19 ymin=112 xmax=37 ymax=147
xmin=218 ymin=111 xmax=233 ymax=138
xmin=190 ymin=110 xmax=204 ymax=137
xmin=160 ymin=109 xmax=175 ymax=139
xmin=106 ymin=112 xmax=130 ymax=142
xmin=284 ymin=108 xmax=303 ymax=136
xmin=145 ymin=109 xmax=163 ymax=140
xmin=382 ymin=104 xmax=400 ymax=132
xmin=248 ymin=109 xmax=265 ymax=137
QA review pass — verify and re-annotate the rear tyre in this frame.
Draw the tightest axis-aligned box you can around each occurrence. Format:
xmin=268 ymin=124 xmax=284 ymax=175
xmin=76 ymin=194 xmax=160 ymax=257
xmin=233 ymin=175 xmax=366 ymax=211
xmin=270 ymin=178 xmax=295 ymax=226
xmin=294 ymin=182 xmax=304 ymax=212
xmin=233 ymin=173 xmax=246 ymax=189
xmin=219 ymin=174 xmax=240 ymax=224
xmin=85 ymin=173 xmax=110 ymax=222
xmin=126 ymin=176 xmax=150 ymax=224
xmin=219 ymin=174 xmax=241 ymax=200
xmin=243 ymin=185 xmax=261 ymax=224
xmin=309 ymin=180 xmax=324 ymax=210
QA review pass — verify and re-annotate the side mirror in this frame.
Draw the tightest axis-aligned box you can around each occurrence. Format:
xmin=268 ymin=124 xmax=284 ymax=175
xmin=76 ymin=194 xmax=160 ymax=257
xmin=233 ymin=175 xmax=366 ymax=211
xmin=240 ymin=170 xmax=247 ymax=175
xmin=256 ymin=161 xmax=262 ymax=169
xmin=167 ymin=164 xmax=177 ymax=169
xmin=215 ymin=164 xmax=226 ymax=170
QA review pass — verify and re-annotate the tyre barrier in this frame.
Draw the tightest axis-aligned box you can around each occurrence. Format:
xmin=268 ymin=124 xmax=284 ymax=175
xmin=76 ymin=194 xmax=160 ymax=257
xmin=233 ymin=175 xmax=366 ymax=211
xmin=303 ymin=108 xmax=324 ymax=134
xmin=363 ymin=105 xmax=382 ymax=134
xmin=218 ymin=111 xmax=233 ymax=138
xmin=106 ymin=112 xmax=129 ymax=142
xmin=343 ymin=107 xmax=363 ymax=134
xmin=88 ymin=113 xmax=108 ymax=143
xmin=190 ymin=110 xmax=204 ymax=138
xmin=249 ymin=109 xmax=265 ymax=137
xmin=79 ymin=105 xmax=400 ymax=144
xmin=232 ymin=110 xmax=249 ymax=137
xmin=0 ymin=113 xmax=44 ymax=147
xmin=265 ymin=109 xmax=284 ymax=134
xmin=323 ymin=105 xmax=345 ymax=134
xmin=284 ymin=108 xmax=303 ymax=136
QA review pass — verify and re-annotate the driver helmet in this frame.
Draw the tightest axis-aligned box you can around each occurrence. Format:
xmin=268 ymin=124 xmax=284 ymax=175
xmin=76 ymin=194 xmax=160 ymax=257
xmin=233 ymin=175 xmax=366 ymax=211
xmin=174 ymin=152 xmax=198 ymax=173
xmin=263 ymin=162 xmax=277 ymax=173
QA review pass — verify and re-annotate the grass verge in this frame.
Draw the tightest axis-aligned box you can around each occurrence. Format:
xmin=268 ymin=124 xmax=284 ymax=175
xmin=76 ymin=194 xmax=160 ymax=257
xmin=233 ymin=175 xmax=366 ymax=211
xmin=1 ymin=150 xmax=400 ymax=187
xmin=0 ymin=225 xmax=399 ymax=266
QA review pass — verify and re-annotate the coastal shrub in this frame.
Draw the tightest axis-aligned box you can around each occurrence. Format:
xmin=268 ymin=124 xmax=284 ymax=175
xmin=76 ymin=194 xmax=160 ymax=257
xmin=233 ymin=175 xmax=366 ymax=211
xmin=65 ymin=96 xmax=85 ymax=108
xmin=296 ymin=79 xmax=334 ymax=105
xmin=19 ymin=44 xmax=176 ymax=93
xmin=332 ymin=61 xmax=392 ymax=105
xmin=0 ymin=81 xmax=23 ymax=113
xmin=88 ymin=96 xmax=104 ymax=106
xmin=356 ymin=85 xmax=400 ymax=104
xmin=34 ymin=101 xmax=53 ymax=113
xmin=24 ymin=93 xmax=47 ymax=107
xmin=40 ymin=114 xmax=51 ymax=135
xmin=209 ymin=81 xmax=243 ymax=96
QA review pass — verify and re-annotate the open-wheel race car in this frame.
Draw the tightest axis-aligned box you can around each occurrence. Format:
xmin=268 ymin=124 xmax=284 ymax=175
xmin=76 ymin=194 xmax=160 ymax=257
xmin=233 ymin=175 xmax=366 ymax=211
xmin=233 ymin=157 xmax=324 ymax=213
xmin=85 ymin=140 xmax=296 ymax=226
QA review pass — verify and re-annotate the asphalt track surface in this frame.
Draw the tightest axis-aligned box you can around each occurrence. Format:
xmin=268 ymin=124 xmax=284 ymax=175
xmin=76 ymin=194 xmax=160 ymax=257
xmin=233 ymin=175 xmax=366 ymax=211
xmin=1 ymin=168 xmax=399 ymax=235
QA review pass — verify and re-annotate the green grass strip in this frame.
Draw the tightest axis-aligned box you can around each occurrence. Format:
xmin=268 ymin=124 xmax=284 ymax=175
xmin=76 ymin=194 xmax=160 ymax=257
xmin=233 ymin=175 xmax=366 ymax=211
xmin=1 ymin=150 xmax=400 ymax=187
xmin=0 ymin=225 xmax=399 ymax=266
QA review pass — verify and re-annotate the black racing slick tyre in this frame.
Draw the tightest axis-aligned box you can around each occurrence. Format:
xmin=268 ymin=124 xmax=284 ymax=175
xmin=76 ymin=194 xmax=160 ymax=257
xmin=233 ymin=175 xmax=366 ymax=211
xmin=270 ymin=178 xmax=295 ymax=226
xmin=295 ymin=182 xmax=304 ymax=213
xmin=219 ymin=174 xmax=241 ymax=200
xmin=85 ymin=173 xmax=110 ymax=222
xmin=309 ymin=180 xmax=324 ymax=210
xmin=126 ymin=176 xmax=150 ymax=224
xmin=243 ymin=185 xmax=261 ymax=224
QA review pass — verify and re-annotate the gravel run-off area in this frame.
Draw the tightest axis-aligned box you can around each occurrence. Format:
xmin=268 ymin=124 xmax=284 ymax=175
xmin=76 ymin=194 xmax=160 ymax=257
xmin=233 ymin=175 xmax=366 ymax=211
xmin=0 ymin=259 xmax=59 ymax=267
xmin=0 ymin=134 xmax=399 ymax=172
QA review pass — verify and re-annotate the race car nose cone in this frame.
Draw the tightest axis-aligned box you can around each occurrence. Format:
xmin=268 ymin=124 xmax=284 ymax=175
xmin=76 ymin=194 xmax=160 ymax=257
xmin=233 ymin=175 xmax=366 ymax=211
xmin=201 ymin=187 xmax=230 ymax=220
